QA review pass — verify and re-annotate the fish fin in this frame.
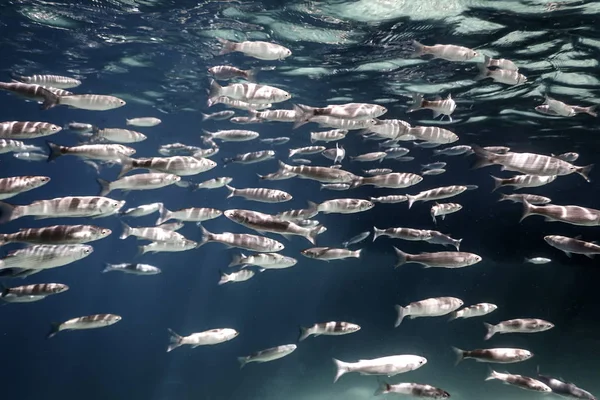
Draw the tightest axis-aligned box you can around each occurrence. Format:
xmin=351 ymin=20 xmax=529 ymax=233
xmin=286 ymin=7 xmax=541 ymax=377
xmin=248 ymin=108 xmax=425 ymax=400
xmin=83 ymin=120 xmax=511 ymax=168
xmin=46 ymin=141 xmax=63 ymax=162
xmin=217 ymin=38 xmax=237 ymax=55
xmin=483 ymin=322 xmax=495 ymax=340
xmin=155 ymin=204 xmax=171 ymax=226
xmin=237 ymin=357 xmax=248 ymax=369
xmin=298 ymin=326 xmax=310 ymax=342
xmin=585 ymin=253 xmax=595 ymax=259
xmin=475 ymin=62 xmax=490 ymax=81
xmin=394 ymin=304 xmax=407 ymax=328
xmin=564 ymin=251 xmax=572 ymax=258
xmin=470 ymin=144 xmax=496 ymax=169
xmin=407 ymin=93 xmax=424 ymax=113
xmin=46 ymin=322 xmax=61 ymax=339
xmin=411 ymin=40 xmax=425 ymax=58
xmin=228 ymin=253 xmax=244 ymax=268
xmin=135 ymin=245 xmax=146 ymax=257
xmin=577 ymin=164 xmax=593 ymax=183
xmin=117 ymin=157 xmax=134 ymax=179
xmin=0 ymin=201 xmax=18 ymax=224
xmin=196 ymin=224 xmax=213 ymax=247
xmin=102 ymin=263 xmax=114 ymax=273
xmin=393 ymin=247 xmax=409 ymax=268
xmin=292 ymin=104 xmax=314 ymax=129
xmin=432 ymin=110 xmax=442 ymax=119
xmin=374 ymin=382 xmax=391 ymax=396
xmin=39 ymin=87 xmax=60 ymax=110
xmin=119 ymin=221 xmax=132 ymax=240
xmin=584 ymin=105 xmax=597 ymax=117
xmin=201 ymin=113 xmax=210 ymax=121
xmin=97 ymin=178 xmax=111 ymax=196
xmin=332 ymin=358 xmax=349 ymax=383
xmin=166 ymin=328 xmax=183 ymax=352
xmin=225 ymin=184 xmax=236 ymax=199
xmin=218 ymin=271 xmax=229 ymax=285
xmin=451 ymin=346 xmax=465 ymax=365
xmin=454 ymin=238 xmax=463 ymax=251
xmin=372 ymin=226 xmax=382 ymax=242
xmin=406 ymin=194 xmax=416 ymax=209
xmin=520 ymin=199 xmax=534 ymax=223
xmin=207 ymin=79 xmax=222 ymax=100
xmin=448 ymin=312 xmax=458 ymax=322
xmin=485 ymin=368 xmax=498 ymax=381
xmin=354 ymin=249 xmax=363 ymax=259
xmin=307 ymin=225 xmax=322 ymax=245
xmin=490 ymin=175 xmax=503 ymax=192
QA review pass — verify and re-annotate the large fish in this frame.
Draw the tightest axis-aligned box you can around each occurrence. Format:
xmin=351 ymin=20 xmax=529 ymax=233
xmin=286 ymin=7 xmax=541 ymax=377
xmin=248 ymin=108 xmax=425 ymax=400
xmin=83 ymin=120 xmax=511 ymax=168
xmin=333 ymin=355 xmax=427 ymax=383
xmin=521 ymin=200 xmax=600 ymax=226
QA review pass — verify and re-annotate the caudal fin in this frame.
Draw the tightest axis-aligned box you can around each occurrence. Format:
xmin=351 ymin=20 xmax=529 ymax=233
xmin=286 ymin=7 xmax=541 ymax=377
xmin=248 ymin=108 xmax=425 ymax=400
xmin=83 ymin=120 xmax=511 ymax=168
xmin=485 ymin=368 xmax=499 ymax=381
xmin=117 ymin=157 xmax=134 ymax=179
xmin=102 ymin=263 xmax=115 ymax=273
xmin=520 ymin=199 xmax=535 ymax=223
xmin=155 ymin=204 xmax=172 ymax=226
xmin=217 ymin=38 xmax=237 ymax=55
xmin=292 ymin=104 xmax=315 ymax=129
xmin=46 ymin=322 xmax=61 ymax=339
xmin=237 ymin=357 xmax=248 ymax=369
xmin=167 ymin=328 xmax=184 ymax=352
xmin=451 ymin=346 xmax=465 ymax=365
xmin=207 ymin=79 xmax=223 ymax=100
xmin=577 ymin=164 xmax=594 ymax=183
xmin=245 ymin=68 xmax=258 ymax=83
xmin=225 ymin=185 xmax=236 ymax=199
xmin=46 ymin=141 xmax=63 ymax=162
xmin=448 ymin=312 xmax=459 ymax=322
xmin=411 ymin=40 xmax=426 ymax=58
xmin=332 ymin=358 xmax=350 ymax=383
xmin=374 ymin=382 xmax=391 ymax=396
xmin=483 ymin=322 xmax=496 ymax=340
xmin=218 ymin=271 xmax=230 ymax=285
xmin=394 ymin=304 xmax=407 ymax=328
xmin=97 ymin=178 xmax=112 ymax=196
xmin=393 ymin=247 xmax=409 ymax=269
xmin=407 ymin=93 xmax=424 ymax=113
xmin=0 ymin=201 xmax=19 ymax=224
xmin=119 ymin=222 xmax=133 ymax=240
xmin=406 ymin=194 xmax=417 ymax=209
xmin=39 ymin=87 xmax=60 ymax=110
xmin=306 ymin=225 xmax=322 ymax=245
xmin=470 ymin=145 xmax=496 ymax=169
xmin=475 ymin=62 xmax=490 ymax=81
xmin=298 ymin=326 xmax=311 ymax=342
xmin=490 ymin=175 xmax=504 ymax=192
xmin=372 ymin=226 xmax=383 ymax=242
xmin=584 ymin=105 xmax=597 ymax=117
xmin=197 ymin=224 xmax=214 ymax=247
xmin=228 ymin=253 xmax=245 ymax=268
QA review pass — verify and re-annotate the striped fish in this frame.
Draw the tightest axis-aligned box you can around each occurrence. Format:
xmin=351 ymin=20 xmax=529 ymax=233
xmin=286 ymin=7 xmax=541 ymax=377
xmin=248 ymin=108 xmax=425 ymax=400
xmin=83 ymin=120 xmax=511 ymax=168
xmin=0 ymin=81 xmax=72 ymax=102
xmin=0 ymin=225 xmax=111 ymax=246
xmin=118 ymin=156 xmax=216 ymax=178
xmin=0 ymin=121 xmax=61 ymax=139
xmin=0 ymin=139 xmax=42 ymax=154
xmin=226 ymin=185 xmax=292 ymax=203
xmin=12 ymin=74 xmax=81 ymax=88
xmin=198 ymin=225 xmax=284 ymax=252
xmin=47 ymin=142 xmax=136 ymax=162
xmin=521 ymin=201 xmax=600 ymax=226
xmin=299 ymin=321 xmax=361 ymax=341
xmin=0 ymin=244 xmax=93 ymax=270
xmin=208 ymin=80 xmax=291 ymax=104
xmin=2 ymin=283 xmax=69 ymax=298
xmin=48 ymin=314 xmax=122 ymax=338
xmin=40 ymin=90 xmax=126 ymax=111
xmin=0 ymin=176 xmax=50 ymax=200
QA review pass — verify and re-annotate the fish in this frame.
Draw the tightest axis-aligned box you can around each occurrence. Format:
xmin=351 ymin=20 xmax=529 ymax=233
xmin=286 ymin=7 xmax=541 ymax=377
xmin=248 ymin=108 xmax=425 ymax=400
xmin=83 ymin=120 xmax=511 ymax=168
xmin=277 ymin=161 xmax=359 ymax=183
xmin=407 ymin=186 xmax=470 ymax=209
xmin=536 ymin=370 xmax=597 ymax=400
xmin=158 ymin=143 xmax=203 ymax=156
xmin=553 ymin=151 xmax=579 ymax=162
xmin=249 ymin=109 xmax=297 ymax=122
xmin=524 ymin=257 xmax=551 ymax=264
xmin=218 ymin=39 xmax=291 ymax=60
xmin=374 ymin=382 xmax=450 ymax=398
xmin=218 ymin=269 xmax=256 ymax=285
xmin=156 ymin=205 xmax=221 ymax=225
xmin=194 ymin=177 xmax=233 ymax=190
xmin=363 ymin=168 xmax=393 ymax=176
xmin=498 ymin=193 xmax=551 ymax=205
xmin=422 ymin=162 xmax=447 ymax=170
xmin=207 ymin=96 xmax=270 ymax=110
xmin=47 ymin=142 xmax=136 ymax=162
xmin=89 ymin=128 xmax=147 ymax=144
xmin=1 ymin=283 xmax=69 ymax=300
xmin=167 ymin=327 xmax=239 ymax=352
xmin=309 ymin=116 xmax=377 ymax=130
xmin=102 ymin=263 xmax=161 ymax=275
xmin=310 ymin=129 xmax=348 ymax=143
xmin=40 ymin=89 xmax=126 ymax=111
xmin=289 ymin=146 xmax=326 ymax=157
xmin=120 ymin=202 xmax=163 ymax=217
xmin=317 ymin=198 xmax=374 ymax=214
xmin=0 ymin=81 xmax=72 ymax=102
xmin=484 ymin=318 xmax=554 ymax=340
xmin=260 ymin=137 xmax=290 ymax=145
xmin=490 ymin=174 xmax=557 ymax=191
xmin=276 ymin=202 xmax=319 ymax=221
xmin=0 ymin=121 xmax=62 ymax=139
xmin=394 ymin=248 xmax=482 ymax=269
xmin=125 ymin=117 xmax=161 ymax=127
xmin=0 ymin=225 xmax=111 ymax=246
xmin=138 ymin=239 xmax=197 ymax=255
xmin=544 ymin=235 xmax=600 ymax=258
xmin=0 ymin=196 xmax=125 ymax=223
xmin=11 ymin=74 xmax=81 ymax=88
xmin=208 ymin=65 xmax=257 ymax=82
xmin=369 ymin=195 xmax=408 ymax=204
xmin=453 ymin=347 xmax=533 ymax=364
xmin=333 ymin=355 xmax=427 ymax=383
xmin=433 ymin=145 xmax=472 ymax=156
xmin=226 ymin=185 xmax=291 ymax=203
xmin=350 ymin=151 xmax=388 ymax=163
xmin=294 ymin=103 xmax=386 ymax=128
xmin=223 ymin=150 xmax=275 ymax=165
xmin=48 ymin=314 xmax=122 ymax=339
xmin=476 ymin=58 xmax=527 ymax=85
xmin=229 ymin=253 xmax=297 ymax=269
xmin=384 ymin=147 xmax=411 ymax=159
xmin=486 ymin=370 xmax=552 ymax=393
xmin=431 ymin=203 xmax=463 ymax=223
xmin=373 ymin=227 xmax=432 ymax=242
xmin=0 ymin=176 xmax=50 ymax=200
xmin=201 ymin=110 xmax=235 ymax=121
xmin=97 ymin=173 xmax=181 ymax=196
xmin=65 ymin=122 xmax=95 ymax=133
xmin=320 ymin=183 xmax=350 ymax=191
xmin=342 ymin=231 xmax=370 ymax=247
xmin=408 ymin=94 xmax=456 ymax=121
xmin=355 ymin=173 xmax=422 ymax=189
xmin=449 ymin=303 xmax=497 ymax=321
xmin=521 ymin=200 xmax=600 ymax=226
xmin=230 ymin=116 xmax=262 ymax=124
xmin=409 ymin=126 xmax=459 ymax=143
xmin=366 ymin=119 xmax=411 ymax=140
xmin=198 ymin=225 xmax=284 ymax=252
xmin=543 ymin=96 xmax=597 ymax=117
xmin=483 ymin=56 xmax=518 ymax=71
xmin=423 ymin=168 xmax=446 ymax=176
xmin=298 ymin=321 xmax=361 ymax=341
xmin=412 ymin=40 xmax=478 ymax=61
xmin=120 ymin=222 xmax=187 ymax=243
xmin=426 ymin=230 xmax=463 ymax=251
xmin=394 ymin=297 xmax=464 ymax=327
xmin=119 ymin=156 xmax=216 ymax=178
xmin=202 ymin=129 xmax=259 ymax=142
xmin=208 ymin=80 xmax=291 ymax=105
xmin=237 ymin=344 xmax=297 ymax=368
xmin=472 ymin=146 xmax=592 ymax=182
xmin=301 ymin=247 xmax=362 ymax=261
xmin=0 ymin=139 xmax=42 ymax=154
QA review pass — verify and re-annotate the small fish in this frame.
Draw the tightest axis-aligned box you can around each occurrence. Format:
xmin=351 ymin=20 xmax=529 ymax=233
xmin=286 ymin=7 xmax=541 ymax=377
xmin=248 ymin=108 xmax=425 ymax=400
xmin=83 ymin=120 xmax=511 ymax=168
xmin=449 ymin=303 xmax=497 ymax=321
xmin=524 ymin=257 xmax=551 ymax=264
xmin=1 ymin=283 xmax=69 ymax=299
xmin=138 ymin=239 xmax=197 ymax=255
xmin=229 ymin=253 xmax=297 ymax=269
xmin=120 ymin=202 xmax=163 ymax=217
xmin=0 ymin=139 xmax=42 ymax=154
xmin=431 ymin=203 xmax=463 ymax=223
xmin=490 ymin=174 xmax=557 ymax=191
xmin=198 ymin=225 xmax=284 ymax=252
xmin=333 ymin=355 xmax=427 ymax=383
xmin=11 ymin=74 xmax=81 ymax=89
xmin=125 ymin=117 xmax=161 ymax=127
xmin=521 ymin=200 xmax=600 ymax=226
xmin=40 ymin=90 xmax=126 ymax=111
xmin=291 ymin=158 xmax=312 ymax=164
xmin=373 ymin=227 xmax=432 ymax=242
xmin=289 ymin=146 xmax=326 ymax=157
xmin=260 ymin=137 xmax=290 ymax=145
xmin=156 ymin=205 xmax=221 ymax=225
xmin=0 ymin=121 xmax=62 ymax=139
xmin=374 ymin=382 xmax=450 ymax=398
xmin=310 ymin=129 xmax=348 ymax=143
xmin=218 ymin=39 xmax=291 ymax=61
xmin=394 ymin=248 xmax=482 ymax=269
xmin=426 ymin=230 xmax=463 ymax=251
xmin=301 ymin=247 xmax=362 ymax=261
xmin=195 ymin=177 xmax=233 ymax=190
xmin=483 ymin=56 xmax=518 ymax=71
xmin=226 ymin=185 xmax=292 ymax=203
xmin=408 ymin=94 xmax=456 ymax=121
xmin=321 ymin=143 xmax=346 ymax=164
xmin=369 ymin=195 xmax=408 ymax=204
xmin=486 ymin=370 xmax=551 ymax=393
xmin=476 ymin=57 xmax=527 ymax=85
xmin=498 ymin=193 xmax=551 ymax=205
xmin=423 ymin=168 xmax=446 ymax=176
xmin=201 ymin=110 xmax=235 ymax=121
xmin=218 ymin=269 xmax=256 ymax=285
xmin=0 ymin=176 xmax=50 ymax=200
xmin=47 ymin=314 xmax=122 ymax=338
xmin=97 ymin=173 xmax=180 ymax=196
xmin=202 ymin=129 xmax=259 ymax=142
xmin=223 ymin=150 xmax=275 ymax=165
xmin=410 ymin=126 xmax=458 ymax=143
xmin=363 ymin=168 xmax=392 ymax=176
xmin=90 ymin=128 xmax=147 ymax=144
xmin=350 ymin=151 xmax=387 ymax=163
xmin=412 ymin=40 xmax=478 ymax=61
xmin=208 ymin=65 xmax=256 ymax=81
xmin=433 ymin=145 xmax=472 ymax=156
xmin=422 ymin=162 xmax=447 ymax=170
xmin=317 ymin=198 xmax=374 ymax=214
xmin=536 ymin=370 xmax=596 ymax=400
xmin=545 ymin=235 xmax=600 ymax=258
xmin=237 ymin=344 xmax=297 ymax=368
xmin=484 ymin=318 xmax=554 ymax=340
xmin=208 ymin=80 xmax=291 ymax=105
xmin=453 ymin=347 xmax=533 ymax=364
xmin=395 ymin=297 xmax=464 ymax=327
xmin=102 ymin=263 xmax=161 ymax=275
xmin=298 ymin=321 xmax=361 ymax=341
xmin=342 ymin=231 xmax=370 ymax=247
xmin=0 ymin=224 xmax=111 ymax=246
xmin=552 ymin=151 xmax=579 ymax=162
xmin=167 ymin=327 xmax=239 ymax=352
xmin=47 ymin=142 xmax=136 ymax=162
xmin=407 ymin=186 xmax=470 ymax=209
xmin=543 ymin=96 xmax=597 ymax=117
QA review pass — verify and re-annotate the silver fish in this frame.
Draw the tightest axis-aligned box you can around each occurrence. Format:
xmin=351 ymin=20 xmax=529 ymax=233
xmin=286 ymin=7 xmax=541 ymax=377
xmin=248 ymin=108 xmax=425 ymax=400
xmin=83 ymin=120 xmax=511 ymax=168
xmin=357 ymin=173 xmax=423 ymax=189
xmin=375 ymin=382 xmax=450 ymax=398
xmin=369 ymin=195 xmax=408 ymax=204
xmin=320 ymin=183 xmax=350 ymax=191
xmin=47 ymin=142 xmax=135 ymax=162
xmin=498 ymin=193 xmax=551 ymax=205
xmin=207 ymin=96 xmax=270 ymax=110
xmin=0 ymin=81 xmax=72 ymax=102
xmin=536 ymin=371 xmax=597 ymax=400
xmin=201 ymin=110 xmax=235 ymax=121
xmin=0 ymin=139 xmax=42 ymax=154
xmin=223 ymin=150 xmax=275 ymax=165
xmin=543 ymin=96 xmax=597 ymax=117
xmin=208 ymin=80 xmax=290 ymax=104
xmin=395 ymin=297 xmax=464 ymax=327
xmin=0 ymin=176 xmax=50 ymax=200
xmin=453 ymin=347 xmax=533 ymax=364
xmin=394 ymin=248 xmax=482 ymax=269
xmin=138 ymin=239 xmax=197 ymax=255
xmin=407 ymin=185 xmax=470 ymax=209
xmin=48 ymin=314 xmax=122 ymax=338
xmin=289 ymin=146 xmax=326 ymax=157
xmin=333 ymin=355 xmax=427 ymax=383
xmin=310 ymin=129 xmax=348 ymax=143
xmin=422 ymin=168 xmax=446 ymax=176
xmin=229 ymin=252 xmax=297 ymax=269
xmin=299 ymin=321 xmax=360 ymax=341
xmin=0 ymin=225 xmax=111 ymax=246
xmin=0 ymin=121 xmax=61 ymax=139
xmin=219 ymin=269 xmax=256 ymax=285
xmin=363 ymin=168 xmax=393 ymax=176
xmin=422 ymin=162 xmax=447 ymax=170
xmin=278 ymin=161 xmax=358 ymax=183
xmin=521 ymin=201 xmax=600 ymax=226
xmin=12 ymin=74 xmax=81 ymax=88
xmin=198 ymin=225 xmax=284 ymax=252
xmin=350 ymin=151 xmax=387 ymax=163
xmin=491 ymin=174 xmax=557 ymax=191
xmin=425 ymin=230 xmax=463 ymax=250
xmin=41 ymin=90 xmax=126 ymax=111
xmin=342 ymin=231 xmax=370 ymax=247
xmin=524 ymin=257 xmax=551 ymax=264
xmin=484 ymin=318 xmax=554 ymax=340
xmin=373 ymin=227 xmax=432 ymax=242
xmin=433 ymin=145 xmax=472 ymax=156
xmin=412 ymin=40 xmax=477 ymax=61
xmin=476 ymin=60 xmax=527 ymax=85
xmin=102 ymin=263 xmax=161 ymax=275
xmin=218 ymin=39 xmax=291 ymax=60
xmin=317 ymin=198 xmax=374 ymax=214
xmin=483 ymin=56 xmax=518 ymax=71
xmin=226 ymin=185 xmax=291 ymax=203
xmin=157 ymin=205 xmax=221 ymax=225
xmin=449 ymin=303 xmax=497 ymax=321
xmin=195 ymin=177 xmax=233 ymax=190
xmin=250 ymin=109 xmax=297 ymax=122
xmin=1 ymin=283 xmax=69 ymax=298
xmin=409 ymin=126 xmax=459 ymax=143
xmin=90 ymin=128 xmax=147 ymax=143
xmin=544 ymin=235 xmax=600 ymax=258
xmin=431 ymin=203 xmax=463 ymax=223
xmin=166 ymin=327 xmax=239 ymax=352
xmin=125 ymin=117 xmax=161 ymax=127
xmin=276 ymin=202 xmax=319 ymax=221
xmin=202 ymin=129 xmax=259 ymax=142
xmin=408 ymin=93 xmax=456 ymax=121
xmin=238 ymin=344 xmax=297 ymax=368
xmin=158 ymin=143 xmax=203 ymax=156
xmin=98 ymin=173 xmax=180 ymax=196
xmin=300 ymin=247 xmax=361 ymax=260
xmin=486 ymin=370 xmax=551 ymax=393
xmin=120 ymin=202 xmax=163 ymax=217
xmin=120 ymin=223 xmax=187 ymax=243
xmin=260 ymin=137 xmax=290 ymax=145
xmin=0 ymin=244 xmax=93 ymax=270
xmin=119 ymin=156 xmax=216 ymax=178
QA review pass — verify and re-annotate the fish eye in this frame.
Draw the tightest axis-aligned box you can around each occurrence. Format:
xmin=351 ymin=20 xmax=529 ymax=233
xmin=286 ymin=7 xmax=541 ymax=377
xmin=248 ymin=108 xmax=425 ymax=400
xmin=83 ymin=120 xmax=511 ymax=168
xmin=84 ymin=248 xmax=92 ymax=254
xmin=51 ymin=126 xmax=58 ymax=131
xmin=102 ymin=229 xmax=111 ymax=235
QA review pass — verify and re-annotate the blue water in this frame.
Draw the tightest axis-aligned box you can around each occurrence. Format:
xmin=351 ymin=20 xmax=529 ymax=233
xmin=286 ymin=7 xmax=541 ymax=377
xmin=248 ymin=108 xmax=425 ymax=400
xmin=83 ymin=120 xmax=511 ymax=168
xmin=1 ymin=0 xmax=599 ymax=399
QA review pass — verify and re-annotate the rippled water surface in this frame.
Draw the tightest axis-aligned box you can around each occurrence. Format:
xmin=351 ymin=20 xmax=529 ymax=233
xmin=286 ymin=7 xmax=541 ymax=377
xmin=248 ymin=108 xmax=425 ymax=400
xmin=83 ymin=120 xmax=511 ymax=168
xmin=0 ymin=0 xmax=599 ymax=399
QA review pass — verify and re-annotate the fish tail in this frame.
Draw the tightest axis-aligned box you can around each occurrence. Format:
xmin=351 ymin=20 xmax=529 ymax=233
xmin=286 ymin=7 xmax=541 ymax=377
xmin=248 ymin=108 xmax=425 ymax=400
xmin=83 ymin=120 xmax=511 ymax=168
xmin=125 ymin=119 xmax=132 ymax=126
xmin=0 ymin=202 xmax=20 ymax=224
xmin=451 ymin=346 xmax=465 ymax=365
xmin=278 ymin=160 xmax=292 ymax=173
xmin=46 ymin=141 xmax=63 ymax=162
xmin=136 ymin=245 xmax=146 ymax=257
xmin=292 ymin=104 xmax=314 ymax=129
xmin=448 ymin=312 xmax=458 ymax=322
xmin=0 ymin=234 xmax=6 ymax=247
xmin=490 ymin=175 xmax=504 ymax=192
xmin=156 ymin=204 xmax=171 ymax=226
xmin=577 ymin=164 xmax=594 ymax=182
xmin=222 ymin=157 xmax=232 ymax=166
xmin=167 ymin=328 xmax=184 ymax=352
xmin=119 ymin=221 xmax=133 ymax=239
xmin=454 ymin=238 xmax=463 ymax=251
xmin=218 ymin=271 xmax=229 ymax=285
xmin=353 ymin=249 xmax=363 ymax=258
xmin=306 ymin=201 xmax=318 ymax=215
xmin=411 ymin=40 xmax=426 ymax=58
xmin=332 ymin=358 xmax=350 ymax=383
xmin=372 ymin=226 xmax=383 ymax=242
xmin=475 ymin=62 xmax=490 ymax=81
xmin=483 ymin=54 xmax=492 ymax=67
xmin=470 ymin=144 xmax=496 ymax=169
xmin=393 ymin=247 xmax=410 ymax=269
xmin=217 ymin=38 xmax=237 ymax=55
xmin=407 ymin=93 xmax=424 ymax=113
xmin=10 ymin=72 xmax=25 ymax=82
xmin=201 ymin=113 xmax=210 ymax=121
xmin=117 ymin=157 xmax=134 ymax=178
xmin=97 ymin=178 xmax=111 ymax=196
xmin=584 ymin=105 xmax=597 ymax=117
xmin=46 ymin=322 xmax=61 ymax=339
xmin=39 ymin=87 xmax=60 ymax=110
xmin=306 ymin=225 xmax=322 ymax=245
xmin=102 ymin=263 xmax=115 ymax=273
xmin=298 ymin=326 xmax=311 ymax=342
xmin=225 ymin=184 xmax=236 ymax=199
xmin=228 ymin=253 xmax=244 ymax=268
xmin=208 ymin=79 xmax=222 ymax=100
xmin=485 ymin=368 xmax=499 ymax=381
xmin=197 ymin=224 xmax=214 ymax=247
xmin=245 ymin=68 xmax=258 ymax=83
xmin=520 ymin=199 xmax=534 ymax=223
xmin=237 ymin=357 xmax=248 ymax=369
xmin=394 ymin=304 xmax=407 ymax=327
xmin=374 ymin=382 xmax=391 ymax=396
xmin=406 ymin=194 xmax=417 ymax=209
xmin=483 ymin=322 xmax=496 ymax=340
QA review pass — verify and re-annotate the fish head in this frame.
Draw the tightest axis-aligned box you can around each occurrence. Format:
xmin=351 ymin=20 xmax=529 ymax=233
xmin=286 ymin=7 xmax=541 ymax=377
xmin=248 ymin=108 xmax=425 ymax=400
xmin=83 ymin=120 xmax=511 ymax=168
xmin=279 ymin=192 xmax=293 ymax=202
xmin=225 ymin=329 xmax=240 ymax=339
xmin=111 ymin=200 xmax=127 ymax=213
xmin=274 ymin=241 xmax=285 ymax=251
xmin=223 ymin=209 xmax=242 ymax=221
xmin=54 ymin=284 xmax=70 ymax=293
xmin=435 ymin=390 xmax=451 ymax=399
xmin=412 ymin=174 xmax=424 ymax=185
xmin=520 ymin=350 xmax=534 ymax=360
xmin=79 ymin=245 xmax=94 ymax=258
xmin=363 ymin=200 xmax=375 ymax=210
xmin=348 ymin=323 xmax=361 ymax=333
xmin=280 ymin=48 xmax=292 ymax=59
xmin=417 ymin=357 xmax=428 ymax=367
xmin=466 ymin=49 xmax=478 ymax=59
xmin=30 ymin=176 xmax=51 ymax=188
xmin=317 ymin=226 xmax=327 ymax=234
xmin=542 ymin=321 xmax=555 ymax=330
xmin=300 ymin=249 xmax=315 ymax=258
xmin=518 ymin=74 xmax=528 ymax=84
xmin=470 ymin=254 xmax=483 ymax=265
xmin=117 ymin=99 xmax=126 ymax=107
xmin=43 ymin=124 xmax=62 ymax=134
xmin=97 ymin=227 xmax=112 ymax=239
xmin=111 ymin=315 xmax=123 ymax=323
